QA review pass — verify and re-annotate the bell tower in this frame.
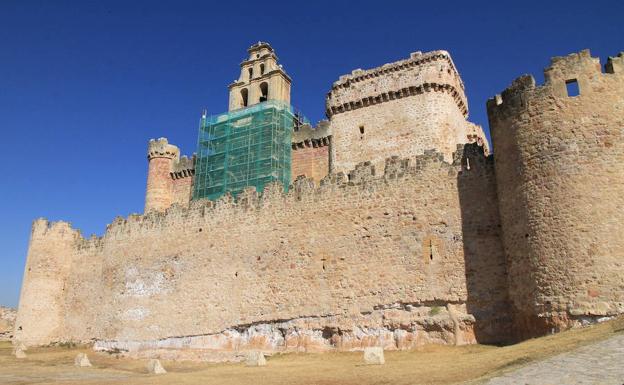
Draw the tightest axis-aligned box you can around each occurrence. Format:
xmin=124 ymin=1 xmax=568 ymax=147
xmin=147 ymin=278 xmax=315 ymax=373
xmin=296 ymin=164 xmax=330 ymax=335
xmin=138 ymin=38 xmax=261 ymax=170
xmin=228 ymin=42 xmax=292 ymax=111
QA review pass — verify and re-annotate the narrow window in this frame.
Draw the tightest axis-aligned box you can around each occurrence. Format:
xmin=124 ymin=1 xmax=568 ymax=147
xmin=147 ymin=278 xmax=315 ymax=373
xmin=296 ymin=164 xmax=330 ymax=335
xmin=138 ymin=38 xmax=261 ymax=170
xmin=429 ymin=239 xmax=434 ymax=260
xmin=260 ymin=63 xmax=265 ymax=75
xmin=240 ymin=88 xmax=249 ymax=107
xmin=248 ymin=67 xmax=253 ymax=80
xmin=566 ymin=79 xmax=579 ymax=97
xmin=359 ymin=125 xmax=365 ymax=139
xmin=259 ymin=82 xmax=268 ymax=102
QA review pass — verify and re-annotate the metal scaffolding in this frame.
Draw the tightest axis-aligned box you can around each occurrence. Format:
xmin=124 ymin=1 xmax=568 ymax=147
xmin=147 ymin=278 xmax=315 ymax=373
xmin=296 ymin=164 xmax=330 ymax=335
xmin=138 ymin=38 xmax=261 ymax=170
xmin=193 ymin=100 xmax=301 ymax=201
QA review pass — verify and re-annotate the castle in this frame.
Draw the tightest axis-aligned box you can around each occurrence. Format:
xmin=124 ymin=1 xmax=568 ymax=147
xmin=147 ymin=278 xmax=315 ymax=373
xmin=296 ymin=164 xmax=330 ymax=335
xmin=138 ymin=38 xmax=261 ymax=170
xmin=13 ymin=44 xmax=624 ymax=359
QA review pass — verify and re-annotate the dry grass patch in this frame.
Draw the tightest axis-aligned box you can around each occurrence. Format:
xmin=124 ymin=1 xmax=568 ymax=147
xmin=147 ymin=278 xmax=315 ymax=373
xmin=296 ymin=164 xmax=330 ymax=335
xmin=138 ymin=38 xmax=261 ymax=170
xmin=0 ymin=316 xmax=622 ymax=385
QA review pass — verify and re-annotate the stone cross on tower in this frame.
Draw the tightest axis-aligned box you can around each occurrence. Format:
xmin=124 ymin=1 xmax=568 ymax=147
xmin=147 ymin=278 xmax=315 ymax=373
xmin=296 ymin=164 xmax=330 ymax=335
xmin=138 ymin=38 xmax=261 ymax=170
xmin=228 ymin=42 xmax=292 ymax=111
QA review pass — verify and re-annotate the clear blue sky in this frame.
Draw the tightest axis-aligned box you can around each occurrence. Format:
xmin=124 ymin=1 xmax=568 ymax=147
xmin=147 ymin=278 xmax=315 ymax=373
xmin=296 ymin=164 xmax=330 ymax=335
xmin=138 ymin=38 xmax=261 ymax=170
xmin=1 ymin=0 xmax=622 ymax=307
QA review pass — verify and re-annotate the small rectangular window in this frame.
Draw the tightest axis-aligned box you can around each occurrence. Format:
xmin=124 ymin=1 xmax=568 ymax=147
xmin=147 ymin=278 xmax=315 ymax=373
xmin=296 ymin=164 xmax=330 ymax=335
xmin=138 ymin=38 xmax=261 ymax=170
xmin=566 ymin=79 xmax=579 ymax=97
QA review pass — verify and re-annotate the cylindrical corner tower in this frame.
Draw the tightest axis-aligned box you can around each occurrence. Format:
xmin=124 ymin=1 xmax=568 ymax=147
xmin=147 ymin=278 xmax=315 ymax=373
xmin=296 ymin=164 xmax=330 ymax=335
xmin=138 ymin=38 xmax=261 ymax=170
xmin=14 ymin=219 xmax=79 ymax=346
xmin=488 ymin=50 xmax=624 ymax=339
xmin=145 ymin=138 xmax=179 ymax=212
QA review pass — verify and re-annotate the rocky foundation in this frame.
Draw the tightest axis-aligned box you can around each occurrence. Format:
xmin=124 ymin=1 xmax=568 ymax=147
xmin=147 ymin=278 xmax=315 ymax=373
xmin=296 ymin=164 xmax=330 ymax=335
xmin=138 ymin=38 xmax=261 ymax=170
xmin=94 ymin=303 xmax=475 ymax=361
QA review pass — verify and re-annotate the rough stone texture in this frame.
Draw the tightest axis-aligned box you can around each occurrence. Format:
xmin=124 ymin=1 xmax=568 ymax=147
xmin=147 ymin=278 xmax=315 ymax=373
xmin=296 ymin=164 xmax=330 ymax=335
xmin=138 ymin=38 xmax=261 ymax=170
xmin=488 ymin=50 xmax=624 ymax=340
xmin=13 ymin=342 xmax=27 ymax=352
xmin=14 ymin=220 xmax=75 ymax=347
xmin=326 ymin=50 xmax=488 ymax=172
xmin=483 ymin=333 xmax=624 ymax=385
xmin=146 ymin=358 xmax=167 ymax=374
xmin=171 ymin=156 xmax=195 ymax=208
xmin=291 ymin=144 xmax=329 ymax=183
xmin=74 ymin=353 xmax=92 ymax=367
xmin=0 ymin=307 xmax=16 ymax=341
xmin=291 ymin=120 xmax=332 ymax=183
xmin=363 ymin=347 xmax=385 ymax=365
xmin=14 ymin=48 xmax=624 ymax=358
xmin=245 ymin=351 xmax=267 ymax=367
xmin=145 ymin=138 xmax=195 ymax=213
xmin=228 ymin=42 xmax=291 ymax=111
xmin=14 ymin=349 xmax=26 ymax=359
xmin=14 ymin=145 xmax=510 ymax=354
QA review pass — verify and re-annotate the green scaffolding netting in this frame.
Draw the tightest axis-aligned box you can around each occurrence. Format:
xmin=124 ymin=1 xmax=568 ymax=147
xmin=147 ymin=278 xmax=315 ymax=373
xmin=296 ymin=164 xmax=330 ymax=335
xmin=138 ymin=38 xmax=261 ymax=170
xmin=193 ymin=100 xmax=300 ymax=201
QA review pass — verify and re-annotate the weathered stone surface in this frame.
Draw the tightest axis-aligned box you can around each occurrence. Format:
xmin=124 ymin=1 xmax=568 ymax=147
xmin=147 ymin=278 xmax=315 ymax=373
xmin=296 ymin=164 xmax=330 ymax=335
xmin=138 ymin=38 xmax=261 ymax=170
xmin=327 ymin=50 xmax=488 ymax=172
xmin=14 ymin=349 xmax=26 ymax=359
xmin=363 ymin=347 xmax=385 ymax=365
xmin=15 ymin=147 xmax=509 ymax=352
xmin=12 ymin=46 xmax=624 ymax=360
xmin=12 ymin=342 xmax=27 ymax=354
xmin=74 ymin=353 xmax=92 ymax=367
xmin=146 ymin=359 xmax=167 ymax=374
xmin=228 ymin=42 xmax=291 ymax=112
xmin=0 ymin=307 xmax=16 ymax=341
xmin=245 ymin=351 xmax=267 ymax=367
xmin=488 ymin=49 xmax=624 ymax=340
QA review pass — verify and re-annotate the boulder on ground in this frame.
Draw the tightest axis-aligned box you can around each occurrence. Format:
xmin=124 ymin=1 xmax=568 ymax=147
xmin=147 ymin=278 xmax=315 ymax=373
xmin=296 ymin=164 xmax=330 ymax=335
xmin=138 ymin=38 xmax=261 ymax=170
xmin=74 ymin=353 xmax=92 ymax=367
xmin=245 ymin=351 xmax=267 ymax=367
xmin=14 ymin=348 xmax=27 ymax=359
xmin=147 ymin=359 xmax=167 ymax=374
xmin=13 ymin=342 xmax=27 ymax=352
xmin=363 ymin=347 xmax=385 ymax=365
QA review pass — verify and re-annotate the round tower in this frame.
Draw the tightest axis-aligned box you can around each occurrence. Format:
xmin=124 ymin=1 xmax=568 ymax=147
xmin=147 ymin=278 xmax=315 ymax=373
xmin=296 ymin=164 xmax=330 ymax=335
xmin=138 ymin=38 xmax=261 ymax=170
xmin=488 ymin=50 xmax=624 ymax=339
xmin=145 ymin=138 xmax=179 ymax=212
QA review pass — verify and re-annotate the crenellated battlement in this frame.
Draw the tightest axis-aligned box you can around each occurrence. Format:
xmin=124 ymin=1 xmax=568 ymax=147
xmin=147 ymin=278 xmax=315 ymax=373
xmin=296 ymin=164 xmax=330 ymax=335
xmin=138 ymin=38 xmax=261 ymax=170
xmin=330 ymin=50 xmax=461 ymax=90
xmin=15 ymin=44 xmax=624 ymax=352
xmin=488 ymin=49 xmax=624 ymax=339
xmin=43 ymin=146 xmax=490 ymax=250
xmin=29 ymin=218 xmax=82 ymax=244
xmin=171 ymin=154 xmax=196 ymax=180
xmin=606 ymin=52 xmax=624 ymax=74
xmin=326 ymin=50 xmax=468 ymax=118
xmin=292 ymin=120 xmax=332 ymax=150
xmin=487 ymin=50 xmax=624 ymax=117
xmin=147 ymin=137 xmax=180 ymax=161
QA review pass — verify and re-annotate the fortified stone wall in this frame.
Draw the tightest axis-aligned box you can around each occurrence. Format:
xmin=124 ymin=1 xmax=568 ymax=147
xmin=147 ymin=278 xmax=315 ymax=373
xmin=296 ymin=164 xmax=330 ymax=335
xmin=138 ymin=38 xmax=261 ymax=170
xmin=14 ymin=145 xmax=511 ymax=355
xmin=488 ymin=50 xmax=624 ymax=339
xmin=171 ymin=155 xmax=195 ymax=208
xmin=291 ymin=120 xmax=332 ymax=183
xmin=14 ymin=220 xmax=79 ymax=346
xmin=326 ymin=50 xmax=487 ymax=173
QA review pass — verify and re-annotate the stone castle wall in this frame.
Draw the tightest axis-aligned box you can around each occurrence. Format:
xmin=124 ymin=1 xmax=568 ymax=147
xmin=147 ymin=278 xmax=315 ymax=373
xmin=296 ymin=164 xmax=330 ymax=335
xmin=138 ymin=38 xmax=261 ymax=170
xmin=488 ymin=50 xmax=624 ymax=339
xmin=14 ymin=220 xmax=78 ymax=346
xmin=326 ymin=50 xmax=486 ymax=173
xmin=14 ymin=48 xmax=624 ymax=356
xmin=291 ymin=143 xmax=330 ymax=184
xmin=291 ymin=121 xmax=332 ymax=183
xmin=14 ymin=145 xmax=511 ymax=356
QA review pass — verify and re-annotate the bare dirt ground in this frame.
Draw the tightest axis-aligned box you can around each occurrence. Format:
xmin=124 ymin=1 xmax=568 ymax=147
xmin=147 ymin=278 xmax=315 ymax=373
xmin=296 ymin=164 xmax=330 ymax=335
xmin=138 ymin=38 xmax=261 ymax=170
xmin=1 ymin=317 xmax=622 ymax=385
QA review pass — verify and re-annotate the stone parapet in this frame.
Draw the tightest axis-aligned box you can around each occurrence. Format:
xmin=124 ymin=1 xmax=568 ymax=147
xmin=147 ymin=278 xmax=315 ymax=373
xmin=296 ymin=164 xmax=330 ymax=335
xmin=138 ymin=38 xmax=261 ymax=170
xmin=326 ymin=50 xmax=467 ymax=118
xmin=147 ymin=138 xmax=179 ymax=161
xmin=171 ymin=155 xmax=196 ymax=180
